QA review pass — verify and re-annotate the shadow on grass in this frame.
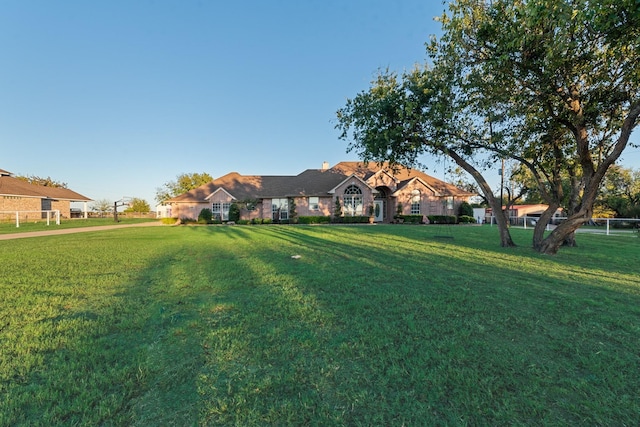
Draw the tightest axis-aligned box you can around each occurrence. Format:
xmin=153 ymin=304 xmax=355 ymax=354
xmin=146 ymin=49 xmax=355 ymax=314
xmin=189 ymin=225 xmax=640 ymax=425
xmin=4 ymin=225 xmax=640 ymax=425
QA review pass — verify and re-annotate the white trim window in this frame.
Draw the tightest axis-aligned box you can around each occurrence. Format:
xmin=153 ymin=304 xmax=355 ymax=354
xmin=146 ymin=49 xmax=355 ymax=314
xmin=411 ymin=190 xmax=421 ymax=214
xmin=309 ymin=196 xmax=319 ymax=211
xmin=446 ymin=197 xmax=454 ymax=211
xmin=271 ymin=198 xmax=289 ymax=221
xmin=343 ymin=184 xmax=363 ymax=216
xmin=212 ymin=202 xmax=230 ymax=220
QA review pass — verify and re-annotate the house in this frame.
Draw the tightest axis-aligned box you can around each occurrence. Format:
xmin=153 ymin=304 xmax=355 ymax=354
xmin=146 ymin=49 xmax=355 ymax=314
xmin=165 ymin=162 xmax=475 ymax=223
xmin=485 ymin=204 xmax=565 ymax=225
xmin=0 ymin=168 xmax=92 ymax=219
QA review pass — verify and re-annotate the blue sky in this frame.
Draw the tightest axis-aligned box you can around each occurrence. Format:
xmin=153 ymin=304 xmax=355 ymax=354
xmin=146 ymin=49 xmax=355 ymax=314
xmin=1 ymin=1 xmax=638 ymax=207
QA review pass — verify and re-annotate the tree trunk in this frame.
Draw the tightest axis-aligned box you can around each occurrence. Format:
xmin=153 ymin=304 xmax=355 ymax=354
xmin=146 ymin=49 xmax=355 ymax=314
xmin=445 ymin=149 xmax=515 ymax=247
xmin=532 ymin=203 xmax=560 ymax=250
xmin=563 ymin=231 xmax=577 ymax=247
xmin=537 ymin=212 xmax=589 ymax=254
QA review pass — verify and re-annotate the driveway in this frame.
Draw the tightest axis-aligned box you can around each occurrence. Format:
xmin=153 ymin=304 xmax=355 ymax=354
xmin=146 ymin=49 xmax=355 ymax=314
xmin=0 ymin=221 xmax=163 ymax=240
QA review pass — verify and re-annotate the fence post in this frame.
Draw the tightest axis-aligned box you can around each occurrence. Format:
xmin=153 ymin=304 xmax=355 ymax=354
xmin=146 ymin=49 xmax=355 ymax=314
xmin=606 ymin=218 xmax=610 ymax=235
xmin=56 ymin=210 xmax=60 ymax=225
xmin=16 ymin=211 xmax=19 ymax=228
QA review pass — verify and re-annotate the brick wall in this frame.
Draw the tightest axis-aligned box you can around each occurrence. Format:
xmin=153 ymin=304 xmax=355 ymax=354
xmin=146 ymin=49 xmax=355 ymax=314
xmin=0 ymin=196 xmax=40 ymax=211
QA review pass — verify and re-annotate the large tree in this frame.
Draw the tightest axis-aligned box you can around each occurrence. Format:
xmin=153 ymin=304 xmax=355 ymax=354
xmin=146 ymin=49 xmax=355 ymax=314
xmin=337 ymin=0 xmax=640 ymax=254
xmin=337 ymin=68 xmax=517 ymax=246
xmin=155 ymin=172 xmax=213 ymax=203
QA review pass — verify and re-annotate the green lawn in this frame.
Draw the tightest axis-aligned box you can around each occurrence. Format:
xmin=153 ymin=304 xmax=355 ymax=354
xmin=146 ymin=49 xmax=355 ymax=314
xmin=0 ymin=217 xmax=157 ymax=234
xmin=1 ymin=225 xmax=639 ymax=426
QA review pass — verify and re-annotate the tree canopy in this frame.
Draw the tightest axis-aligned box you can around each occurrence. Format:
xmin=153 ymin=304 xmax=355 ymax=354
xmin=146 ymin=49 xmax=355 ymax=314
xmin=124 ymin=198 xmax=151 ymax=213
xmin=15 ymin=175 xmax=68 ymax=188
xmin=155 ymin=172 xmax=213 ymax=203
xmin=597 ymin=165 xmax=640 ymax=217
xmin=337 ymin=0 xmax=640 ymax=254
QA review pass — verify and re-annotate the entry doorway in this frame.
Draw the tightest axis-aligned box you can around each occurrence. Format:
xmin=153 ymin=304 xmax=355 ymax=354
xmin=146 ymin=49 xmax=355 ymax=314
xmin=374 ymin=200 xmax=384 ymax=222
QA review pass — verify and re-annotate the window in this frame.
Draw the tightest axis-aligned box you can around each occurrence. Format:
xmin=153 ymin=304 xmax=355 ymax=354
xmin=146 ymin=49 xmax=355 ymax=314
xmin=212 ymin=202 xmax=231 ymax=220
xmin=309 ymin=196 xmax=319 ymax=211
xmin=411 ymin=190 xmax=421 ymax=214
xmin=446 ymin=197 xmax=454 ymax=211
xmin=271 ymin=198 xmax=289 ymax=220
xmin=343 ymin=184 xmax=363 ymax=216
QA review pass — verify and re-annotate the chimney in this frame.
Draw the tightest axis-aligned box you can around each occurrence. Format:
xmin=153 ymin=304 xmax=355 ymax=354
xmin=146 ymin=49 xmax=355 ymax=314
xmin=322 ymin=161 xmax=329 ymax=170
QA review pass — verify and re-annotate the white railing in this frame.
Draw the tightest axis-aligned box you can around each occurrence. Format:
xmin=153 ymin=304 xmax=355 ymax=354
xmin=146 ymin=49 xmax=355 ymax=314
xmin=488 ymin=215 xmax=639 ymax=236
xmin=0 ymin=210 xmax=60 ymax=227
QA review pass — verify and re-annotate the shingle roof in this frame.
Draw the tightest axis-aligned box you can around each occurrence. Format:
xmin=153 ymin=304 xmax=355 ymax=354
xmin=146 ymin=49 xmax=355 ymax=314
xmin=0 ymin=171 xmax=92 ymax=201
xmin=168 ymin=162 xmax=474 ymax=202
xmin=330 ymin=162 xmax=475 ymax=196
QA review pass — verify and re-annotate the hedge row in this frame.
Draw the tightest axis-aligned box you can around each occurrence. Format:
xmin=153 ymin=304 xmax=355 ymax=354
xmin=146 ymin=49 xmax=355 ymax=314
xmin=427 ymin=215 xmax=458 ymax=224
xmin=298 ymin=216 xmax=331 ymax=224
xmin=177 ymin=214 xmax=477 ymax=225
xmin=333 ymin=215 xmax=371 ymax=224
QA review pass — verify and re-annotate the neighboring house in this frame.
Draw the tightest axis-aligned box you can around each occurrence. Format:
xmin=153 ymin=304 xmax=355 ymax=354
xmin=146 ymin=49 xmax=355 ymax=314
xmin=166 ymin=161 xmax=475 ymax=223
xmin=485 ymin=204 xmax=565 ymax=225
xmin=0 ymin=168 xmax=92 ymax=218
xmin=156 ymin=203 xmax=172 ymax=219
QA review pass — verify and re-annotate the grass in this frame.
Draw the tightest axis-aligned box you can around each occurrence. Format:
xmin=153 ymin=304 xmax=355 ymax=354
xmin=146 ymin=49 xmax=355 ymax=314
xmin=1 ymin=224 xmax=639 ymax=425
xmin=0 ymin=217 xmax=157 ymax=234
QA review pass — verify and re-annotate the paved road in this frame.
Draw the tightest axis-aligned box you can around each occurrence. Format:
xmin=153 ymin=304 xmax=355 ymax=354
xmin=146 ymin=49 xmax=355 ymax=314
xmin=0 ymin=221 xmax=164 ymax=240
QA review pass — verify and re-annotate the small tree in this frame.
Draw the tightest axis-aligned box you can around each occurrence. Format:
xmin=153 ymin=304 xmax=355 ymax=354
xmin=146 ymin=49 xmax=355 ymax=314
xmin=198 ymin=208 xmax=213 ymax=223
xmin=333 ymin=197 xmax=343 ymax=222
xmin=123 ymin=198 xmax=150 ymax=213
xmin=396 ymin=202 xmax=403 ymax=218
xmin=458 ymin=201 xmax=473 ymax=217
xmin=228 ymin=203 xmax=241 ymax=222
xmin=91 ymin=199 xmax=112 ymax=218
xmin=288 ymin=198 xmax=298 ymax=223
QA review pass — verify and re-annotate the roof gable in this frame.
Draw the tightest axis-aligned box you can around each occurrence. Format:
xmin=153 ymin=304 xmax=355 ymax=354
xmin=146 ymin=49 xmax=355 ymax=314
xmin=328 ymin=174 xmax=377 ymax=194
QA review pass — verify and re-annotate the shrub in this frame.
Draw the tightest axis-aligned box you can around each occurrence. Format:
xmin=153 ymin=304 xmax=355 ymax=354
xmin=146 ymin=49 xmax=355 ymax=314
xmin=342 ymin=215 xmax=370 ymax=224
xmin=333 ymin=197 xmax=343 ymax=221
xmin=198 ymin=208 xmax=212 ymax=224
xmin=397 ymin=214 xmax=423 ymax=224
xmin=262 ymin=218 xmax=272 ymax=225
xmin=288 ymin=198 xmax=298 ymax=223
xmin=161 ymin=217 xmax=178 ymax=225
xmin=459 ymin=201 xmax=474 ymax=217
xmin=251 ymin=218 xmax=263 ymax=225
xmin=458 ymin=215 xmax=477 ymax=224
xmin=298 ymin=216 xmax=331 ymax=224
xmin=427 ymin=215 xmax=458 ymax=224
xmin=236 ymin=219 xmax=250 ymax=225
xmin=228 ymin=203 xmax=241 ymax=222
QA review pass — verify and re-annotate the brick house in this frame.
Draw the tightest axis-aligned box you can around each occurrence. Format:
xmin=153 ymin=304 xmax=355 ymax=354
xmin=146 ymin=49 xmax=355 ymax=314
xmin=164 ymin=162 xmax=474 ymax=223
xmin=0 ymin=169 xmax=92 ymax=219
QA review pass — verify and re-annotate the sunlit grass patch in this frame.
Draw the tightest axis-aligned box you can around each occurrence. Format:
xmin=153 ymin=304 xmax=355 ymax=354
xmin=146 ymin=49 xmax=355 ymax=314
xmin=1 ymin=225 xmax=639 ymax=425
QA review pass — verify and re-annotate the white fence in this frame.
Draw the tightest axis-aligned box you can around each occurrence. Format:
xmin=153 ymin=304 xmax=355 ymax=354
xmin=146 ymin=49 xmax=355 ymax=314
xmin=0 ymin=210 xmax=61 ymax=227
xmin=580 ymin=218 xmax=640 ymax=236
xmin=489 ymin=215 xmax=639 ymax=236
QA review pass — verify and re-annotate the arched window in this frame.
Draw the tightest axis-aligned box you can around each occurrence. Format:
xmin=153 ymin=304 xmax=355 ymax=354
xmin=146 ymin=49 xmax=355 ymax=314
xmin=411 ymin=190 xmax=421 ymax=214
xmin=343 ymin=184 xmax=363 ymax=215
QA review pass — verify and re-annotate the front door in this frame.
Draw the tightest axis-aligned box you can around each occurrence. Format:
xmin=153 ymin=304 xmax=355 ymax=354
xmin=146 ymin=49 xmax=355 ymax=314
xmin=374 ymin=200 xmax=384 ymax=222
